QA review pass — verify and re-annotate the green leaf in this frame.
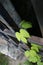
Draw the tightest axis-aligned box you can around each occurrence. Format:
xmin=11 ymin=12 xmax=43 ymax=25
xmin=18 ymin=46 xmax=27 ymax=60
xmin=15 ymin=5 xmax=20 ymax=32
xmin=25 ymin=50 xmax=41 ymax=63
xmin=20 ymin=20 xmax=32 ymax=29
xmin=28 ymin=56 xmax=38 ymax=63
xmin=15 ymin=32 xmax=27 ymax=43
xmin=15 ymin=32 xmax=21 ymax=41
xmin=21 ymin=36 xmax=27 ymax=43
xmin=23 ymin=60 xmax=33 ymax=65
xmin=29 ymin=52 xmax=41 ymax=63
xmin=31 ymin=46 xmax=39 ymax=52
xmin=31 ymin=44 xmax=41 ymax=50
xmin=25 ymin=51 xmax=30 ymax=57
xmin=29 ymin=50 xmax=37 ymax=56
xmin=20 ymin=29 xmax=30 ymax=38
xmin=37 ymin=61 xmax=43 ymax=65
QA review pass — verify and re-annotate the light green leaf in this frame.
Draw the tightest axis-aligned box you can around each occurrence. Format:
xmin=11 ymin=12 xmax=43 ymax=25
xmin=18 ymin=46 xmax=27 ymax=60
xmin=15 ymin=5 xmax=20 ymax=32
xmin=20 ymin=20 xmax=32 ymax=29
xmin=15 ymin=30 xmax=28 ymax=43
xmin=37 ymin=61 xmax=43 ymax=65
xmin=21 ymin=36 xmax=27 ymax=43
xmin=15 ymin=32 xmax=21 ymax=41
xmin=25 ymin=50 xmax=41 ymax=63
xmin=31 ymin=46 xmax=39 ymax=52
xmin=20 ymin=29 xmax=30 ymax=38
xmin=29 ymin=56 xmax=38 ymax=63
xmin=29 ymin=50 xmax=37 ymax=56
xmin=25 ymin=51 xmax=30 ymax=57
xmin=31 ymin=44 xmax=41 ymax=49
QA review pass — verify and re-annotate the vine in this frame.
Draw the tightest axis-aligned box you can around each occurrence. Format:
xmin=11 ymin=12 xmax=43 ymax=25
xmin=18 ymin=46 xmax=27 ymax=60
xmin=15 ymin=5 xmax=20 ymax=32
xmin=15 ymin=20 xmax=43 ymax=65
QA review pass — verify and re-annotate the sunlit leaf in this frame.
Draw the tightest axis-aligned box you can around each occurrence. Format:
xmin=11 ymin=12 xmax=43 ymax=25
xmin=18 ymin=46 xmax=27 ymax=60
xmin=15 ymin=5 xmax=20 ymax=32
xmin=25 ymin=51 xmax=30 ymax=57
xmin=15 ymin=32 xmax=21 ymax=41
xmin=25 ymin=50 xmax=41 ymax=63
xmin=29 ymin=50 xmax=37 ymax=56
xmin=28 ymin=56 xmax=38 ymax=63
xmin=20 ymin=29 xmax=30 ymax=38
xmin=21 ymin=36 xmax=27 ymax=43
xmin=31 ymin=47 xmax=39 ymax=52
xmin=15 ymin=31 xmax=27 ymax=43
xmin=31 ymin=44 xmax=42 ymax=51
xmin=20 ymin=20 xmax=32 ymax=29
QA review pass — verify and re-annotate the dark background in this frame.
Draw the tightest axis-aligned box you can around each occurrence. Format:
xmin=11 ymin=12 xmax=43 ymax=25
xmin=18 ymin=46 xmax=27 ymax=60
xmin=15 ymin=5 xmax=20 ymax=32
xmin=10 ymin=0 xmax=42 ymax=37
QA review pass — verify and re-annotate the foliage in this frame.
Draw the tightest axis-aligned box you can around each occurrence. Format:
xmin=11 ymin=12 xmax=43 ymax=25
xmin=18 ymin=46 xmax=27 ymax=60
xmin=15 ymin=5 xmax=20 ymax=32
xmin=37 ymin=61 xmax=43 ymax=65
xmin=15 ymin=32 xmax=21 ymax=41
xmin=23 ymin=60 xmax=33 ymax=65
xmin=20 ymin=29 xmax=30 ymax=38
xmin=31 ymin=44 xmax=42 ymax=52
xmin=20 ymin=20 xmax=32 ymax=29
xmin=16 ymin=20 xmax=43 ymax=65
xmin=0 ymin=53 xmax=8 ymax=65
xmin=25 ymin=50 xmax=41 ymax=63
xmin=15 ymin=29 xmax=30 ymax=43
xmin=25 ymin=50 xmax=30 ymax=57
xmin=25 ymin=43 xmax=42 ymax=64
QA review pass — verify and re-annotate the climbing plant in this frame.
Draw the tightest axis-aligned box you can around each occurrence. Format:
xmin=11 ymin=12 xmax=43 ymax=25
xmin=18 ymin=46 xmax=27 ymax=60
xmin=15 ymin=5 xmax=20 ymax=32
xmin=20 ymin=20 xmax=32 ymax=29
xmin=16 ymin=29 xmax=30 ymax=43
xmin=15 ymin=20 xmax=43 ymax=65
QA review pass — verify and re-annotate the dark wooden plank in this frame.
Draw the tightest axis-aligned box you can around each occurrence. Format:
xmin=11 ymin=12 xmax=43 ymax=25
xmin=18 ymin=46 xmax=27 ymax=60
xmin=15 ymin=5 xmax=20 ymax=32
xmin=0 ymin=3 xmax=19 ymax=32
xmin=28 ymin=36 xmax=43 ymax=46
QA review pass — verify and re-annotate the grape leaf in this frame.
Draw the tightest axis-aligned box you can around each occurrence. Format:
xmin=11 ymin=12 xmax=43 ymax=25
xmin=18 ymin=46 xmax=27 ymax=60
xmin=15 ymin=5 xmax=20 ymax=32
xmin=31 ymin=44 xmax=41 ymax=49
xmin=20 ymin=29 xmax=30 ymax=38
xmin=25 ymin=50 xmax=41 ymax=63
xmin=20 ymin=36 xmax=27 ymax=43
xmin=29 ymin=50 xmax=37 ymax=56
xmin=37 ymin=61 xmax=43 ymax=65
xmin=20 ymin=20 xmax=32 ymax=29
xmin=31 ymin=47 xmax=39 ymax=52
xmin=25 ymin=51 xmax=30 ymax=57
xmin=15 ymin=31 xmax=27 ymax=43
xmin=15 ymin=32 xmax=21 ymax=41
xmin=28 ymin=56 xmax=38 ymax=63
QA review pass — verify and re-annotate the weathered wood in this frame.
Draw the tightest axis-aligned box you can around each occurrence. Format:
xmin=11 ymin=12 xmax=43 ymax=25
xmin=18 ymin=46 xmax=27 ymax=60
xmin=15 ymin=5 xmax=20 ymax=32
xmin=31 ymin=0 xmax=43 ymax=37
xmin=0 ymin=15 xmax=14 ymax=33
xmin=0 ymin=0 xmax=21 ymax=27
xmin=0 ymin=4 xmax=20 ymax=31
xmin=28 ymin=36 xmax=43 ymax=46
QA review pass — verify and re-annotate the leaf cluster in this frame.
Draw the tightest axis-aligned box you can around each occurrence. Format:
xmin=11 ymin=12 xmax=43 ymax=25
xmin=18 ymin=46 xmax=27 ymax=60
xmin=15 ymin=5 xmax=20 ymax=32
xmin=16 ymin=20 xmax=43 ymax=65
xmin=15 ymin=29 xmax=30 ymax=43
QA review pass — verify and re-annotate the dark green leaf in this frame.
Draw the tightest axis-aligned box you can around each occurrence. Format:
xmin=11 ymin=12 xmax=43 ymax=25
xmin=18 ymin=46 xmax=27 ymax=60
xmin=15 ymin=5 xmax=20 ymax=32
xmin=20 ymin=20 xmax=32 ymax=29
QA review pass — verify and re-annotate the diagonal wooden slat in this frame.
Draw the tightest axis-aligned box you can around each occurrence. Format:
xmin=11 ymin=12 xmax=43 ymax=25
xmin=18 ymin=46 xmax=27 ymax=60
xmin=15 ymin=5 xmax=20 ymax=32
xmin=0 ymin=15 xmax=15 ymax=33
xmin=0 ymin=0 xmax=21 ymax=27
xmin=0 ymin=3 xmax=20 ymax=32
